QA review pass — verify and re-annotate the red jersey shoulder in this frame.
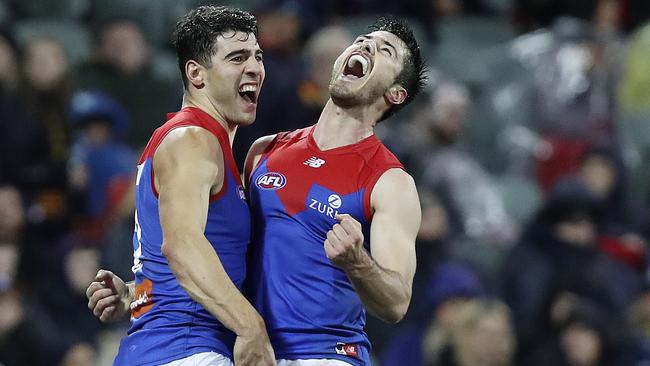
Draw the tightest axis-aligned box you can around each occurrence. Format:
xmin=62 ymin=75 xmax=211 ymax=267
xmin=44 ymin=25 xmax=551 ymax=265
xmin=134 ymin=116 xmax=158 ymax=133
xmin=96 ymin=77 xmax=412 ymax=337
xmin=357 ymin=140 xmax=404 ymax=179
xmin=358 ymin=141 xmax=404 ymax=220
xmin=275 ymin=126 xmax=313 ymax=145
xmin=139 ymin=108 xmax=229 ymax=164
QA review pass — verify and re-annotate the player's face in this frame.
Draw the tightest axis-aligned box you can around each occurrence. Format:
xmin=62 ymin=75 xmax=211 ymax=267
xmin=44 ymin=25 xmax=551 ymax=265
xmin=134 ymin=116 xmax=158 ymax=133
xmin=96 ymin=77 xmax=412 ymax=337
xmin=329 ymin=31 xmax=407 ymax=107
xmin=203 ymin=31 xmax=265 ymax=126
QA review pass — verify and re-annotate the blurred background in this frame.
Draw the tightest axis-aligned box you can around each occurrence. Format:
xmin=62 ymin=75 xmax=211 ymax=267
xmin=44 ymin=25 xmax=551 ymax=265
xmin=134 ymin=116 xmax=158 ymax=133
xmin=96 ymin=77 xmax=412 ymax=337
xmin=1 ymin=0 xmax=650 ymax=365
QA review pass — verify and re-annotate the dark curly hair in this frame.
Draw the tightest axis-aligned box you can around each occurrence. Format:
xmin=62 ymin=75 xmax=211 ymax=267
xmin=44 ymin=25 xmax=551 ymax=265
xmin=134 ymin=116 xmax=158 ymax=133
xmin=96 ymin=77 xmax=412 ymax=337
xmin=173 ymin=6 xmax=258 ymax=88
xmin=370 ymin=16 xmax=427 ymax=121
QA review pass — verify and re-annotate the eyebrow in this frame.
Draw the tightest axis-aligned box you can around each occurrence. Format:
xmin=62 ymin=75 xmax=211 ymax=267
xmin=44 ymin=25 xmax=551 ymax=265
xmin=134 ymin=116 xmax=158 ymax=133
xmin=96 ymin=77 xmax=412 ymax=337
xmin=223 ymin=48 xmax=263 ymax=60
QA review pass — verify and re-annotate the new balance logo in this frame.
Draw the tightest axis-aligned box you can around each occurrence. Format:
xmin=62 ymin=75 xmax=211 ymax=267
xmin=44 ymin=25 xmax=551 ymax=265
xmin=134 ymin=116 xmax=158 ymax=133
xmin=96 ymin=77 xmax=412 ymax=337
xmin=304 ymin=156 xmax=325 ymax=168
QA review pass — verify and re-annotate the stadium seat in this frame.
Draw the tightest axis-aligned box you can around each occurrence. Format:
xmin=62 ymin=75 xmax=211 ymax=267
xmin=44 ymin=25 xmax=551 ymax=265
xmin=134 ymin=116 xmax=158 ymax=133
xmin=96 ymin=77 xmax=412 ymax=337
xmin=8 ymin=0 xmax=89 ymax=20
xmin=431 ymin=16 xmax=515 ymax=86
xmin=13 ymin=19 xmax=92 ymax=66
xmin=0 ymin=2 xmax=11 ymax=26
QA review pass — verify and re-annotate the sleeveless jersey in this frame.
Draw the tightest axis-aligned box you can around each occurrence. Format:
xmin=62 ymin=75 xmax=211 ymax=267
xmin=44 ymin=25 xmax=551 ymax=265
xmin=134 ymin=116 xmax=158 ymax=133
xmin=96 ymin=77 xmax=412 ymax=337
xmin=247 ymin=125 xmax=403 ymax=366
xmin=114 ymin=107 xmax=251 ymax=366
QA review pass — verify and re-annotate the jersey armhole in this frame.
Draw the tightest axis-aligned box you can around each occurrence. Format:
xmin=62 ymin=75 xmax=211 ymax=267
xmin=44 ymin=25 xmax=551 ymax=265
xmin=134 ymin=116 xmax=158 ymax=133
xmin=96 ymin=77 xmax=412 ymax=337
xmin=246 ymin=133 xmax=287 ymax=186
xmin=148 ymin=123 xmax=224 ymax=200
xmin=362 ymin=165 xmax=405 ymax=222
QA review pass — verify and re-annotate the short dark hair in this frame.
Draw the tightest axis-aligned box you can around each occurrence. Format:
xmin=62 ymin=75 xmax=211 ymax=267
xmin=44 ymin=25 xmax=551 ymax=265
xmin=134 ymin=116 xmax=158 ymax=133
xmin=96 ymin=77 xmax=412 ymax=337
xmin=370 ymin=16 xmax=427 ymax=121
xmin=173 ymin=6 xmax=258 ymax=87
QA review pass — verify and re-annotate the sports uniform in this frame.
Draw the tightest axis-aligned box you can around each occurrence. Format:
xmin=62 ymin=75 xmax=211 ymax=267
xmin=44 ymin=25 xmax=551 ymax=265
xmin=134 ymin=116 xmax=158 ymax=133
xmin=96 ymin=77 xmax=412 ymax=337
xmin=248 ymin=125 xmax=403 ymax=366
xmin=114 ymin=107 xmax=250 ymax=365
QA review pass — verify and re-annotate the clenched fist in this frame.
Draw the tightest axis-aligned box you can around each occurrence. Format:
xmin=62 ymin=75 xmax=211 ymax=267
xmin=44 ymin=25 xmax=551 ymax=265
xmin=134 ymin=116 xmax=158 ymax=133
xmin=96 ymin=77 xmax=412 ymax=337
xmin=324 ymin=214 xmax=369 ymax=271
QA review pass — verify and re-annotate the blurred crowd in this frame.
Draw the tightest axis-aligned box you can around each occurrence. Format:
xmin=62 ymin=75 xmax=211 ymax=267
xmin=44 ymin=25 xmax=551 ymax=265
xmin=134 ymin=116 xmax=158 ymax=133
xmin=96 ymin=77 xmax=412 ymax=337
xmin=1 ymin=0 xmax=650 ymax=365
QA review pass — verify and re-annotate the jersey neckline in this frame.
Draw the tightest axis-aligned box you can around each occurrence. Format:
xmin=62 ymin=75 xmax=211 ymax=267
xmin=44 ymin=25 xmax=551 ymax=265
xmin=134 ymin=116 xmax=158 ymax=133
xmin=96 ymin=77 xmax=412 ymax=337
xmin=306 ymin=124 xmax=379 ymax=155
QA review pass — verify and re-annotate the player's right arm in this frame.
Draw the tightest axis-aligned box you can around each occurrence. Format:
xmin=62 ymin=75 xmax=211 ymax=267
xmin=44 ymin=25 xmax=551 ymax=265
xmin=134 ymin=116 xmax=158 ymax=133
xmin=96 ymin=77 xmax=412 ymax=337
xmin=155 ymin=127 xmax=274 ymax=365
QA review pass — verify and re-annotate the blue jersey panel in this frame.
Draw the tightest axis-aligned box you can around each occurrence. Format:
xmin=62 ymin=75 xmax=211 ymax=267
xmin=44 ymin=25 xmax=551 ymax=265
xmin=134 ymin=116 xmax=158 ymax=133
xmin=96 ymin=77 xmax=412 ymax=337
xmin=114 ymin=153 xmax=250 ymax=365
xmin=248 ymin=160 xmax=371 ymax=366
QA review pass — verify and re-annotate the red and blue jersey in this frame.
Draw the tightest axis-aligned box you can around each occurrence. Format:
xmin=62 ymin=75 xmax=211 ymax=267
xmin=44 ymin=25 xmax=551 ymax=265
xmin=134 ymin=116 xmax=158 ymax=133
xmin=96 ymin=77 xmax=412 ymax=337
xmin=114 ymin=107 xmax=250 ymax=366
xmin=247 ymin=125 xmax=403 ymax=366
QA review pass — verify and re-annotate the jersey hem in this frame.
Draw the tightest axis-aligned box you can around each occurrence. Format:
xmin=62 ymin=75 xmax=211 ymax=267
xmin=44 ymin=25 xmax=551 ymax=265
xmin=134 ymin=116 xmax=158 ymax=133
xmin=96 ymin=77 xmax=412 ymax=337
xmin=275 ymin=352 xmax=367 ymax=366
xmin=115 ymin=348 xmax=232 ymax=366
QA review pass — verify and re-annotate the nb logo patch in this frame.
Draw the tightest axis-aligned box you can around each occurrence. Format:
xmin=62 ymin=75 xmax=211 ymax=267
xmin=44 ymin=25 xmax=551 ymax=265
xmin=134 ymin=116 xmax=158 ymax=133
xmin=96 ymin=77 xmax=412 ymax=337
xmin=255 ymin=172 xmax=287 ymax=190
xmin=303 ymin=156 xmax=325 ymax=168
xmin=335 ymin=342 xmax=358 ymax=358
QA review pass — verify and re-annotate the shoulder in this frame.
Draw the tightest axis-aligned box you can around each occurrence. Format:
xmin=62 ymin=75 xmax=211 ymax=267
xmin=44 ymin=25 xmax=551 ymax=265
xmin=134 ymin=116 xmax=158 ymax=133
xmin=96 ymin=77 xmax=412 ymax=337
xmin=154 ymin=126 xmax=224 ymax=175
xmin=374 ymin=169 xmax=417 ymax=196
xmin=247 ymin=125 xmax=310 ymax=156
xmin=371 ymin=141 xmax=403 ymax=167
xmin=244 ymin=134 xmax=278 ymax=185
xmin=358 ymin=139 xmax=403 ymax=177
xmin=158 ymin=126 xmax=222 ymax=156
xmin=371 ymin=168 xmax=419 ymax=211
xmin=249 ymin=134 xmax=278 ymax=156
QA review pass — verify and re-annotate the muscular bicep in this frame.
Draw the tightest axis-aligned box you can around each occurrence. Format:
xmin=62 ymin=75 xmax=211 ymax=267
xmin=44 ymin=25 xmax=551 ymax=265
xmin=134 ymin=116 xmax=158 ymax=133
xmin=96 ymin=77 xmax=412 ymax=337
xmin=154 ymin=127 xmax=222 ymax=237
xmin=369 ymin=169 xmax=421 ymax=284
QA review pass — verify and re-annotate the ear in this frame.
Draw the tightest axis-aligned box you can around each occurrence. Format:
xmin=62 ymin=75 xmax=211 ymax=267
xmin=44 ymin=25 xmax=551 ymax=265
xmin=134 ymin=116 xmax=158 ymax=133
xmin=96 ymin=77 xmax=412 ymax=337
xmin=185 ymin=60 xmax=204 ymax=88
xmin=386 ymin=85 xmax=407 ymax=106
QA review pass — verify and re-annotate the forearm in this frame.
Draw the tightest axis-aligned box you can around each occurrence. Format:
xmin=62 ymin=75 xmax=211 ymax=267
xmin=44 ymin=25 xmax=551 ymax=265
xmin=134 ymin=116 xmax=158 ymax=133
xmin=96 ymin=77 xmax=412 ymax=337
xmin=344 ymin=250 xmax=411 ymax=324
xmin=163 ymin=235 xmax=264 ymax=335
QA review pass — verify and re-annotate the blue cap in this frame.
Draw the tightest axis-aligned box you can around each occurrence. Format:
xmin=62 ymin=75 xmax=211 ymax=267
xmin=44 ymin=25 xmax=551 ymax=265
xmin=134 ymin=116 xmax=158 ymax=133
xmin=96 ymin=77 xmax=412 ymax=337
xmin=69 ymin=90 xmax=129 ymax=137
xmin=426 ymin=262 xmax=484 ymax=310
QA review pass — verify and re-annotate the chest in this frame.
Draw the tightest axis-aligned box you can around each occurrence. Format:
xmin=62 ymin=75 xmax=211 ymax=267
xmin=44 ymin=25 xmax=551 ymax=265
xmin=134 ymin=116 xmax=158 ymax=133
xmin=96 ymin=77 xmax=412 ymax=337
xmin=250 ymin=143 xmax=369 ymax=231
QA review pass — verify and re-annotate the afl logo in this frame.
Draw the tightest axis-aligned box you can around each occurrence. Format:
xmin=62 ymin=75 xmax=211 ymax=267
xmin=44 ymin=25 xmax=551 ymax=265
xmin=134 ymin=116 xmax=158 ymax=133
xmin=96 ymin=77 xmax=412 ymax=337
xmin=328 ymin=194 xmax=342 ymax=209
xmin=256 ymin=172 xmax=287 ymax=190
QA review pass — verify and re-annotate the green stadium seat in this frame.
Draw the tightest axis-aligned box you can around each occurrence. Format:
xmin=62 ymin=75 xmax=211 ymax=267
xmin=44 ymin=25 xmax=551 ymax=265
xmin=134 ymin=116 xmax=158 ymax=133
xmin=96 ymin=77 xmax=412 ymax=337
xmin=13 ymin=19 xmax=92 ymax=66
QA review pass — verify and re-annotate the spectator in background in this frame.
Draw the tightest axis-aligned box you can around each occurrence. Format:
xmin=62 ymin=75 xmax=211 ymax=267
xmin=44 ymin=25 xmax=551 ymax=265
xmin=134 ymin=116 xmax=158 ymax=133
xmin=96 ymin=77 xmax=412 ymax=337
xmin=416 ymin=81 xmax=516 ymax=247
xmin=575 ymin=144 xmax=647 ymax=273
xmin=18 ymin=36 xmax=77 ymax=257
xmin=0 ymin=28 xmax=44 ymax=188
xmin=78 ymin=18 xmax=179 ymax=148
xmin=531 ymin=300 xmax=615 ymax=366
xmin=626 ymin=288 xmax=650 ymax=364
xmin=294 ymin=25 xmax=353 ymax=126
xmin=381 ymin=262 xmax=485 ymax=366
xmin=67 ymin=90 xmax=135 ymax=244
xmin=21 ymin=36 xmax=74 ymax=193
xmin=0 ymin=185 xmax=96 ymax=366
xmin=620 ymin=21 xmax=650 ymax=112
xmin=502 ymin=178 xmax=644 ymax=364
xmin=442 ymin=298 xmax=516 ymax=366
xmin=514 ymin=0 xmax=623 ymax=34
xmin=415 ymin=188 xmax=451 ymax=267
xmin=0 ymin=28 xmax=19 ymax=95
xmin=514 ymin=0 xmax=625 ymax=192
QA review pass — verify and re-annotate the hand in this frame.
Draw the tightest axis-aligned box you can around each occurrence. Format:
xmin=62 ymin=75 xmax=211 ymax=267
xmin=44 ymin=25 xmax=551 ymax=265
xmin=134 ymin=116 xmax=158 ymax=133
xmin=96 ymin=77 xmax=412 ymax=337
xmin=324 ymin=214 xmax=368 ymax=271
xmin=233 ymin=323 xmax=276 ymax=366
xmin=86 ymin=270 xmax=131 ymax=322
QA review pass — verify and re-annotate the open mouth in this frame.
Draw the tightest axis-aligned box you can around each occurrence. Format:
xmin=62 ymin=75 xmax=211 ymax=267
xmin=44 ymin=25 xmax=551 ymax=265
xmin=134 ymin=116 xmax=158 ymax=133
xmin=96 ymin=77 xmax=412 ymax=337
xmin=343 ymin=53 xmax=371 ymax=79
xmin=238 ymin=84 xmax=258 ymax=104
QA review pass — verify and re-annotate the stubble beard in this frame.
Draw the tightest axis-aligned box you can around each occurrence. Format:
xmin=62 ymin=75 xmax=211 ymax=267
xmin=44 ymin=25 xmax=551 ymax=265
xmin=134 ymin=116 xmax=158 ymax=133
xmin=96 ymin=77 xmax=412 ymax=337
xmin=329 ymin=77 xmax=386 ymax=109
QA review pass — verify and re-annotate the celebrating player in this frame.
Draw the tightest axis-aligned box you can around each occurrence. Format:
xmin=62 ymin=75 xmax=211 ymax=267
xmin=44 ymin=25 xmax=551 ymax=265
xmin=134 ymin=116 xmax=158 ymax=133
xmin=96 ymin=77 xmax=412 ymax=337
xmin=244 ymin=16 xmax=425 ymax=365
xmin=85 ymin=6 xmax=274 ymax=366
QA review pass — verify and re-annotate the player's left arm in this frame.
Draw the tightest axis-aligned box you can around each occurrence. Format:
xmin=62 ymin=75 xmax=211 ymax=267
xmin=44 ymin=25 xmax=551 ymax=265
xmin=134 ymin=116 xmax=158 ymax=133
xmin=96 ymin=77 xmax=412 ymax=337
xmin=243 ymin=134 xmax=277 ymax=188
xmin=325 ymin=168 xmax=420 ymax=323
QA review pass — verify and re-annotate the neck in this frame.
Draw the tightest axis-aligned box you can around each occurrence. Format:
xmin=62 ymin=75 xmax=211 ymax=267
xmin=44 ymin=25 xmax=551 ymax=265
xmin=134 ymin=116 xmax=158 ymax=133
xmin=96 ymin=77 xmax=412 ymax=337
xmin=182 ymin=92 xmax=237 ymax=145
xmin=312 ymin=99 xmax=379 ymax=150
